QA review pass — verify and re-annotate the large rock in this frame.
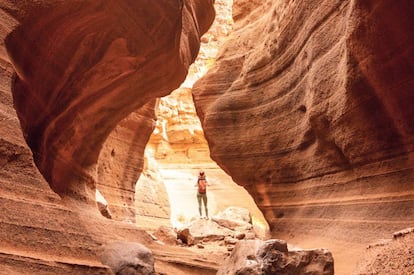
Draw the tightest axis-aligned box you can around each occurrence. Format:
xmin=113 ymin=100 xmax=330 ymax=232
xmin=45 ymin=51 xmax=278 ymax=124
xmin=177 ymin=219 xmax=235 ymax=245
xmin=193 ymin=0 xmax=414 ymax=271
xmin=99 ymin=241 xmax=155 ymax=275
xmin=212 ymin=207 xmax=253 ymax=231
xmin=153 ymin=225 xmax=177 ymax=246
xmin=218 ymin=239 xmax=334 ymax=275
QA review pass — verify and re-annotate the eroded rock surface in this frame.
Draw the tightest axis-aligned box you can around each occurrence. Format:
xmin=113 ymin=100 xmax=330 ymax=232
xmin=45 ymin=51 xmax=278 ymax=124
xmin=3 ymin=0 xmax=215 ymax=200
xmin=217 ymin=239 xmax=334 ymax=275
xmin=0 ymin=0 xmax=215 ymax=273
xmin=192 ymin=0 xmax=414 ymax=272
xmin=99 ymin=241 xmax=155 ymax=275
xmin=96 ymin=101 xmax=161 ymax=222
xmin=354 ymin=228 xmax=414 ymax=274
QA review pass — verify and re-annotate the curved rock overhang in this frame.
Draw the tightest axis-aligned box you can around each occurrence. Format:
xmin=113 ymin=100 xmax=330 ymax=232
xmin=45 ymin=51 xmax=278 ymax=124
xmin=4 ymin=0 xmax=215 ymax=200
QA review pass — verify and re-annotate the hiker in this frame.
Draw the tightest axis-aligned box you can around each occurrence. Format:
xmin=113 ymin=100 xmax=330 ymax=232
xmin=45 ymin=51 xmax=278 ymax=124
xmin=195 ymin=170 xmax=210 ymax=219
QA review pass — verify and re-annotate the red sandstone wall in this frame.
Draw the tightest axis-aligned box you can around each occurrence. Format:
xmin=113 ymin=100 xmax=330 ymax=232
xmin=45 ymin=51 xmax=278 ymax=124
xmin=3 ymin=0 xmax=215 ymax=201
xmin=192 ymin=0 xmax=414 ymax=271
xmin=0 ymin=1 xmax=215 ymax=273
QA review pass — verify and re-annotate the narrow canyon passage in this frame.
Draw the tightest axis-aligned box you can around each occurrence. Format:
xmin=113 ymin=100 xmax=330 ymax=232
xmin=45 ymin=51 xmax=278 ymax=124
xmin=132 ymin=0 xmax=270 ymax=232
xmin=137 ymin=87 xmax=268 ymax=234
xmin=1 ymin=0 xmax=413 ymax=274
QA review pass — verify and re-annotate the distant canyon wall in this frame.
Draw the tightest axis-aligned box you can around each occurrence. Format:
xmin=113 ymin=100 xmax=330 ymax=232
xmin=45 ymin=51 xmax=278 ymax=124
xmin=193 ymin=0 xmax=414 ymax=266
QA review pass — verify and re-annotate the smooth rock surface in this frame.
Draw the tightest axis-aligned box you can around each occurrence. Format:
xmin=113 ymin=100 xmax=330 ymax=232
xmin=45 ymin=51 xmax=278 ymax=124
xmin=4 ymin=0 xmax=215 ymax=200
xmin=193 ymin=0 xmax=414 ymax=272
xmin=99 ymin=241 xmax=155 ymax=275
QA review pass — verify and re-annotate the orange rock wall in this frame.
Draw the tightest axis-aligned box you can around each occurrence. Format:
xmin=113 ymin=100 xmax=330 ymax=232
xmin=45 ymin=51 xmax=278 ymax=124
xmin=4 ymin=0 xmax=215 ymax=201
xmin=193 ymin=0 xmax=414 ymax=271
xmin=0 ymin=0 xmax=215 ymax=273
xmin=96 ymin=101 xmax=158 ymax=221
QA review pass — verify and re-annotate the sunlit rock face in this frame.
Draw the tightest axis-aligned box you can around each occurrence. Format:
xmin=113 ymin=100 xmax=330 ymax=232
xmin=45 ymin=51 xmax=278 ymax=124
xmin=193 ymin=0 xmax=414 ymax=271
xmin=4 ymin=0 xmax=215 ymax=200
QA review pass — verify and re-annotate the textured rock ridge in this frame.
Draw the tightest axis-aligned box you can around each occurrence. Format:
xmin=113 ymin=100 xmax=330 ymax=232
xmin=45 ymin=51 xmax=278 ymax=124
xmin=0 ymin=0 xmax=216 ymax=273
xmin=0 ymin=52 xmax=112 ymax=273
xmin=3 ymin=0 xmax=215 ymax=200
xmin=354 ymin=228 xmax=414 ymax=274
xmin=193 ymin=0 xmax=414 ymax=272
xmin=96 ymin=101 xmax=158 ymax=221
xmin=217 ymin=239 xmax=334 ymax=275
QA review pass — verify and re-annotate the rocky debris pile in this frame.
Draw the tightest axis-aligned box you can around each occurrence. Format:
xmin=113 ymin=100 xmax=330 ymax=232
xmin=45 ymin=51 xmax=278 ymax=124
xmin=217 ymin=239 xmax=334 ymax=275
xmin=153 ymin=207 xmax=334 ymax=274
xmin=176 ymin=207 xmax=257 ymax=251
xmin=354 ymin=228 xmax=414 ymax=274
xmin=99 ymin=241 xmax=155 ymax=275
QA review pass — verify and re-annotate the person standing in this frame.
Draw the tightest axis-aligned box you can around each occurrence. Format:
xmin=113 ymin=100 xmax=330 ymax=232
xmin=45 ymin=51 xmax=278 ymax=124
xmin=196 ymin=170 xmax=209 ymax=219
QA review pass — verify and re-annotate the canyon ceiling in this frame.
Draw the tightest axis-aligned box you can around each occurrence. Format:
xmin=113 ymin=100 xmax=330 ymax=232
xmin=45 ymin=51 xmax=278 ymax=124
xmin=0 ymin=0 xmax=413 ymax=274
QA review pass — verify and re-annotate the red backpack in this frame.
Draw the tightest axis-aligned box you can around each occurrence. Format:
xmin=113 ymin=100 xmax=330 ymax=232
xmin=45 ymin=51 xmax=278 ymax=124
xmin=198 ymin=177 xmax=207 ymax=194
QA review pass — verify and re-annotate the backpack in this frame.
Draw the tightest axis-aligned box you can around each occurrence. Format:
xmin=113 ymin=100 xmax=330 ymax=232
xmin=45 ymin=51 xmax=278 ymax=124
xmin=198 ymin=177 xmax=207 ymax=194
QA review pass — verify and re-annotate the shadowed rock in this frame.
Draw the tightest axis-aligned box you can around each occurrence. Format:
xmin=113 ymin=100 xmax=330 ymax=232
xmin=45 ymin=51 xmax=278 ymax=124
xmin=218 ymin=239 xmax=334 ymax=275
xmin=3 ymin=0 xmax=215 ymax=201
xmin=99 ymin=241 xmax=155 ymax=275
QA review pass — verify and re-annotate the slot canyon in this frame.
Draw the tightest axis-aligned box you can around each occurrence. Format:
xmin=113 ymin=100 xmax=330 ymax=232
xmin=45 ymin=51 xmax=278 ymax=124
xmin=0 ymin=0 xmax=413 ymax=274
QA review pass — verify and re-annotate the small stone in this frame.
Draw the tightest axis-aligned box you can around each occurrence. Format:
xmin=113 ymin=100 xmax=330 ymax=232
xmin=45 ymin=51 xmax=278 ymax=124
xmin=224 ymin=236 xmax=238 ymax=245
xmin=235 ymin=232 xmax=246 ymax=240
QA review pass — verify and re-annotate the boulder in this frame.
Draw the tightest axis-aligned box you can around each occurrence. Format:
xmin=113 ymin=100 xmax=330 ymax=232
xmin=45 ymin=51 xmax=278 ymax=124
xmin=177 ymin=228 xmax=195 ymax=246
xmin=217 ymin=239 xmax=334 ymax=275
xmin=212 ymin=207 xmax=253 ymax=232
xmin=177 ymin=219 xmax=236 ymax=246
xmin=153 ymin=226 xmax=177 ymax=246
xmin=99 ymin=241 xmax=155 ymax=275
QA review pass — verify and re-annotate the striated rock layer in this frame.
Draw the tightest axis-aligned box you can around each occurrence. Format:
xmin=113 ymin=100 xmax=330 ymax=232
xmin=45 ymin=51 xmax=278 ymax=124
xmin=0 ymin=0 xmax=217 ymax=273
xmin=96 ymin=101 xmax=160 ymax=222
xmin=3 ymin=0 xmax=215 ymax=201
xmin=193 ymin=0 xmax=414 ymax=272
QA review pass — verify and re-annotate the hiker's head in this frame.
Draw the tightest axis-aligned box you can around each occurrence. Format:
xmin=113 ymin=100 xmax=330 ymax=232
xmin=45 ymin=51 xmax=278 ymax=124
xmin=199 ymin=170 xmax=205 ymax=176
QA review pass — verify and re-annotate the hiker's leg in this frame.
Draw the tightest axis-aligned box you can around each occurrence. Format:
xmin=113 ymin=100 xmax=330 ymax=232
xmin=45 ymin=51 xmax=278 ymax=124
xmin=197 ymin=193 xmax=202 ymax=216
xmin=203 ymin=194 xmax=208 ymax=217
